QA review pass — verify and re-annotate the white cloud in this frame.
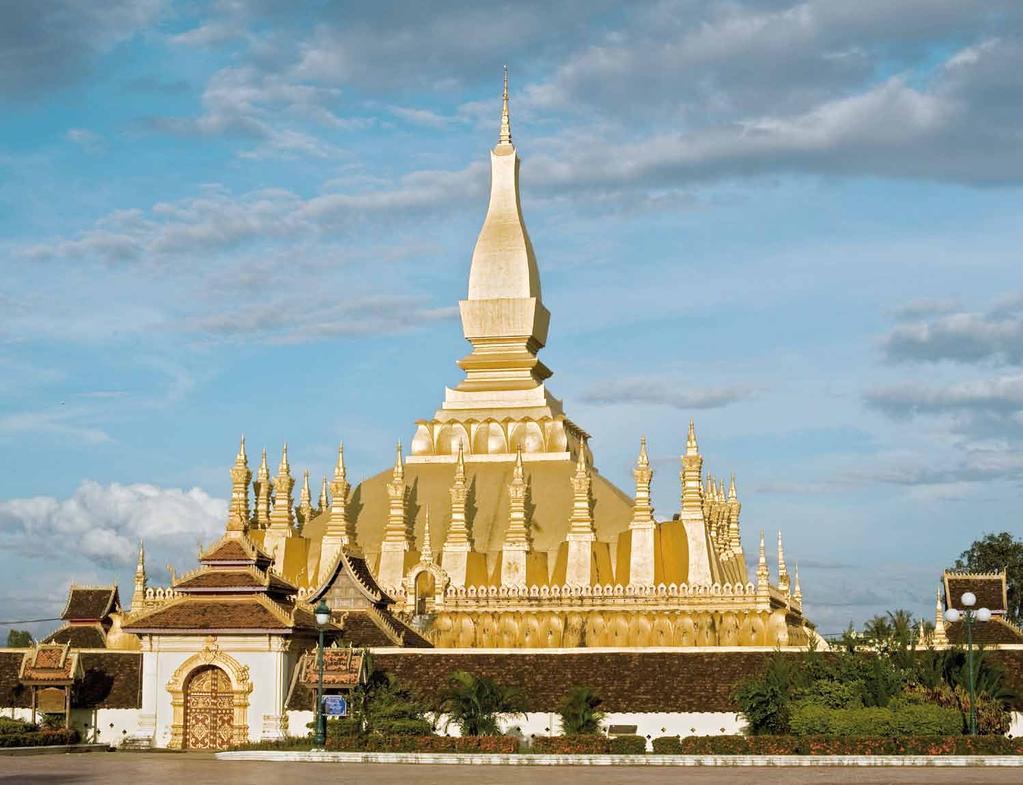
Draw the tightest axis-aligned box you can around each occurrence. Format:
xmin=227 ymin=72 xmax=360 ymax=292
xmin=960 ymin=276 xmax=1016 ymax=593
xmin=579 ymin=377 xmax=756 ymax=410
xmin=0 ymin=481 xmax=225 ymax=569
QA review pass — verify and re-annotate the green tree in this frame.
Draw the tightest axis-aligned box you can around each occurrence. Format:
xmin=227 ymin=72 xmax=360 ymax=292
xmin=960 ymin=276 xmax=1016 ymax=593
xmin=5 ymin=630 xmax=33 ymax=648
xmin=953 ymin=531 xmax=1023 ymax=624
xmin=436 ymin=670 xmax=524 ymax=736
xmin=558 ymin=686 xmax=604 ymax=735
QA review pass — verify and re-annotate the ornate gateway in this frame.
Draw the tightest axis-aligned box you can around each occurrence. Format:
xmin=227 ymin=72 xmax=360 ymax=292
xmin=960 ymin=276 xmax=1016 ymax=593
xmin=184 ymin=666 xmax=234 ymax=750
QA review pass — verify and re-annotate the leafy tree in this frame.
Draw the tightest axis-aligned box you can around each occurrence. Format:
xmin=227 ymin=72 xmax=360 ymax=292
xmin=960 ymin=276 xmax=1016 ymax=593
xmin=5 ymin=630 xmax=33 ymax=648
xmin=953 ymin=531 xmax=1023 ymax=625
xmin=436 ymin=670 xmax=524 ymax=736
xmin=558 ymin=686 xmax=604 ymax=735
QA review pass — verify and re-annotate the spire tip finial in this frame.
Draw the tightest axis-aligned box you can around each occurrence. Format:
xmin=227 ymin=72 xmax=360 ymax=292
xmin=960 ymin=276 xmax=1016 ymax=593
xmin=498 ymin=65 xmax=512 ymax=146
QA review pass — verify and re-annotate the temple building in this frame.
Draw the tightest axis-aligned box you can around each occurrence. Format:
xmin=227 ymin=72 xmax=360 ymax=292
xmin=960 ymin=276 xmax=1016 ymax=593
xmin=184 ymin=71 xmax=815 ymax=651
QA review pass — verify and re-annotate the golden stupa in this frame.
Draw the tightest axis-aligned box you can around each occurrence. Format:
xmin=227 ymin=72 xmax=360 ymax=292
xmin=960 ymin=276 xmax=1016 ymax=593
xmin=224 ymin=71 xmax=815 ymax=649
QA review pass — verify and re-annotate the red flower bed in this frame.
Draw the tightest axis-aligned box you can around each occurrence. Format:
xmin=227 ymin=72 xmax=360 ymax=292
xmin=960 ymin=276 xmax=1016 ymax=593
xmin=655 ymin=735 xmax=1023 ymax=756
xmin=326 ymin=734 xmax=518 ymax=753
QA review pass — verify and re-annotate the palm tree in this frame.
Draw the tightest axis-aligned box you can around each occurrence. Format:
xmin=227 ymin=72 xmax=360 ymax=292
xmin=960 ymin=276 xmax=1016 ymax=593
xmin=436 ymin=670 xmax=524 ymax=736
xmin=558 ymin=686 xmax=604 ymax=735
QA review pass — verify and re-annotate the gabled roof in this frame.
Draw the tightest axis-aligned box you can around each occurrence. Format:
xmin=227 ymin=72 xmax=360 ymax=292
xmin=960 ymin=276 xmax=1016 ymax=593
xmin=173 ymin=564 xmax=297 ymax=595
xmin=0 ymin=650 xmax=142 ymax=709
xmin=944 ymin=570 xmax=1008 ymax=613
xmin=201 ymin=535 xmax=273 ymax=568
xmin=18 ymin=643 xmax=83 ymax=684
xmin=308 ymin=549 xmax=391 ymax=608
xmin=946 ymin=616 xmax=1023 ymax=645
xmin=60 ymin=586 xmax=119 ymax=621
xmin=43 ymin=624 xmax=107 ymax=649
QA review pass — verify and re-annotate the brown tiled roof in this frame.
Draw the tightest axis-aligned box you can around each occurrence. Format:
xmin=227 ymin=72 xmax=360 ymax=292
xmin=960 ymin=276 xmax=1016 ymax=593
xmin=75 ymin=652 xmax=142 ymax=709
xmin=19 ymin=644 xmax=81 ymax=684
xmin=372 ymin=651 xmax=778 ymax=712
xmin=0 ymin=651 xmax=141 ymax=709
xmin=44 ymin=624 xmax=107 ymax=649
xmin=201 ymin=536 xmax=272 ymax=567
xmin=299 ymin=649 xmax=365 ymax=688
xmin=61 ymin=587 xmax=118 ymax=621
xmin=123 ymin=597 xmax=294 ymax=632
xmin=945 ymin=572 xmax=1007 ymax=613
xmin=946 ymin=617 xmax=1023 ymax=645
xmin=174 ymin=567 xmax=295 ymax=594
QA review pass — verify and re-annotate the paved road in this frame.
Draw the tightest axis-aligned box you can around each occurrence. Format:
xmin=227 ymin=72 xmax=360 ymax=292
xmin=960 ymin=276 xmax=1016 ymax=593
xmin=1 ymin=752 xmax=1020 ymax=785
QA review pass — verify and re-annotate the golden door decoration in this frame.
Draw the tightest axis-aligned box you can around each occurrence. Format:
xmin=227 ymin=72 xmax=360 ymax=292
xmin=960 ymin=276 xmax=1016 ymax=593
xmin=183 ymin=666 xmax=234 ymax=750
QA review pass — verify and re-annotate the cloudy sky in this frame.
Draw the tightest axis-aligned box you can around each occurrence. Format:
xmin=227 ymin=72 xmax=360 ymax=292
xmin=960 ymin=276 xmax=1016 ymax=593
xmin=1 ymin=0 xmax=1021 ymax=638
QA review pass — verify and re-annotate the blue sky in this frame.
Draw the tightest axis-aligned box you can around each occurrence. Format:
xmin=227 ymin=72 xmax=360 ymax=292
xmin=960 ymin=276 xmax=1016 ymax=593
xmin=1 ymin=0 xmax=1022 ymax=638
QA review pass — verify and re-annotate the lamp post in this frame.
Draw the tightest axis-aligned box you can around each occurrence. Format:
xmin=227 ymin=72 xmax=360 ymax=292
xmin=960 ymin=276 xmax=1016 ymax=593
xmin=313 ymin=599 xmax=331 ymax=748
xmin=944 ymin=591 xmax=991 ymax=735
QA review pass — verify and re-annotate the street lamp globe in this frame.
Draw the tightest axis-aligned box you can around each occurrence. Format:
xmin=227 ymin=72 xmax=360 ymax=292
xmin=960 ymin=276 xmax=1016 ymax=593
xmin=944 ymin=607 xmax=961 ymax=623
xmin=976 ymin=607 xmax=992 ymax=623
xmin=314 ymin=599 xmax=331 ymax=626
xmin=961 ymin=591 xmax=977 ymax=608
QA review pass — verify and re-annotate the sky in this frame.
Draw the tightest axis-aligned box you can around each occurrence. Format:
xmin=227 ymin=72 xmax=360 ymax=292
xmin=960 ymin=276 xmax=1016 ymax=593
xmin=1 ymin=0 xmax=1022 ymax=640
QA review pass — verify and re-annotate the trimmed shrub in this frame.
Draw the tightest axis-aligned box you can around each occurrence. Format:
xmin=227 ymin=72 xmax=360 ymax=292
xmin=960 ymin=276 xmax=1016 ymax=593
xmin=0 ymin=729 xmax=80 ymax=748
xmin=671 ymin=735 xmax=1023 ymax=756
xmin=326 ymin=734 xmax=518 ymax=753
xmin=531 ymin=735 xmax=609 ymax=754
xmin=789 ymin=704 xmax=960 ymax=738
xmin=651 ymin=736 xmax=683 ymax=754
xmin=608 ymin=735 xmax=646 ymax=754
xmin=229 ymin=736 xmax=314 ymax=752
xmin=0 ymin=717 xmax=38 ymax=735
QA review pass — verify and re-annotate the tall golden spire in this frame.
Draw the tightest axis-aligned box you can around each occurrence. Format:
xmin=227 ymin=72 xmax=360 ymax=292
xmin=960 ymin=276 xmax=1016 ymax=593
xmin=421 ymin=506 xmax=435 ymax=563
xmin=505 ymin=448 xmax=530 ymax=546
xmin=793 ymin=564 xmax=802 ymax=605
xmin=226 ymin=435 xmax=251 ymax=536
xmin=498 ymin=65 xmax=511 ymax=146
xmin=756 ymin=530 xmax=769 ymax=587
xmin=379 ymin=441 xmax=410 ymax=589
xmin=630 ymin=436 xmax=654 ymax=528
xmin=628 ymin=436 xmax=656 ymax=588
xmin=297 ymin=469 xmax=313 ymax=529
xmin=252 ymin=447 xmax=271 ymax=529
xmin=326 ymin=442 xmax=355 ymax=547
xmin=933 ymin=589 xmax=948 ymax=646
xmin=445 ymin=443 xmax=471 ymax=547
xmin=130 ymin=541 xmax=147 ymax=612
xmin=777 ymin=530 xmax=790 ymax=594
xmin=267 ymin=444 xmax=295 ymax=533
xmin=568 ymin=441 xmax=595 ymax=536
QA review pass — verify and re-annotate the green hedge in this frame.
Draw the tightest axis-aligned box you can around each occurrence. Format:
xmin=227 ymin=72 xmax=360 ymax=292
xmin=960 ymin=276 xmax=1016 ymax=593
xmin=0 ymin=717 xmax=38 ymax=735
xmin=0 ymin=729 xmax=80 ymax=748
xmin=228 ymin=736 xmax=315 ymax=751
xmin=326 ymin=734 xmax=518 ymax=753
xmin=532 ymin=735 xmax=609 ymax=754
xmin=652 ymin=735 xmax=1023 ymax=755
xmin=790 ymin=704 xmax=961 ymax=737
xmin=608 ymin=735 xmax=647 ymax=754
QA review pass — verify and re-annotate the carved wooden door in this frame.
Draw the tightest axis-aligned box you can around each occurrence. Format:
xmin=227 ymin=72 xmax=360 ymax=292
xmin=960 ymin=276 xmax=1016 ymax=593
xmin=184 ymin=666 xmax=234 ymax=749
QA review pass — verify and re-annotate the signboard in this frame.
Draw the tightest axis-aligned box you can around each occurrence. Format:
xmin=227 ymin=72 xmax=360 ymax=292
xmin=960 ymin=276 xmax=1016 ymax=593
xmin=322 ymin=695 xmax=348 ymax=718
xmin=37 ymin=687 xmax=66 ymax=714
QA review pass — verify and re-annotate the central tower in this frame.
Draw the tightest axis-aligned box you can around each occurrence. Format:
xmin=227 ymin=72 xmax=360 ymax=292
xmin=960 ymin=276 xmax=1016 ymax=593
xmin=410 ymin=69 xmax=587 ymax=463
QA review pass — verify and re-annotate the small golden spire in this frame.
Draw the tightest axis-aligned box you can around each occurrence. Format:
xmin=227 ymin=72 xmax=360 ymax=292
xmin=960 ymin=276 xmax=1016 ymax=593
xmin=327 ymin=441 xmax=354 ymax=547
xmin=637 ymin=435 xmax=649 ymax=467
xmin=421 ymin=506 xmax=434 ymax=562
xmin=319 ymin=476 xmax=329 ymax=512
xmin=130 ymin=540 xmax=147 ymax=612
xmin=498 ymin=65 xmax=512 ymax=146
xmin=793 ymin=563 xmax=802 ymax=604
xmin=335 ymin=442 xmax=347 ymax=482
xmin=280 ymin=443 xmax=290 ymax=473
xmin=393 ymin=441 xmax=404 ymax=479
xmin=933 ymin=589 xmax=948 ymax=646
xmin=455 ymin=441 xmax=466 ymax=484
xmin=575 ymin=438 xmax=588 ymax=477
xmin=513 ymin=446 xmax=524 ymax=481
xmin=728 ymin=473 xmax=737 ymax=502
xmin=297 ymin=469 xmax=313 ymax=529
xmin=236 ymin=434 xmax=247 ymax=463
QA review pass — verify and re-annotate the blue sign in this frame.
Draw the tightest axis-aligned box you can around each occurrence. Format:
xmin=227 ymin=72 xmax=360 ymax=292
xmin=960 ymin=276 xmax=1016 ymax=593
xmin=322 ymin=695 xmax=348 ymax=718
